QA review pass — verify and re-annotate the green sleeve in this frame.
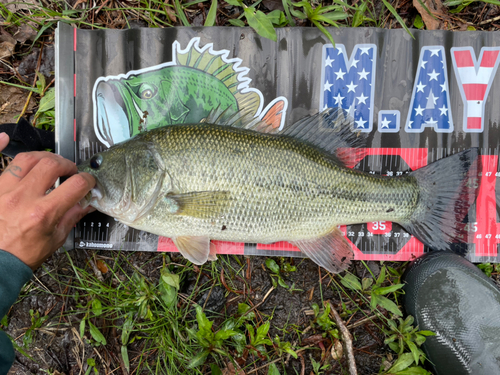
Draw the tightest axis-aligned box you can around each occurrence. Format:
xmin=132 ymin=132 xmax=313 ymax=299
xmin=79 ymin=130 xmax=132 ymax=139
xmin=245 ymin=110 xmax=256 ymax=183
xmin=0 ymin=250 xmax=33 ymax=375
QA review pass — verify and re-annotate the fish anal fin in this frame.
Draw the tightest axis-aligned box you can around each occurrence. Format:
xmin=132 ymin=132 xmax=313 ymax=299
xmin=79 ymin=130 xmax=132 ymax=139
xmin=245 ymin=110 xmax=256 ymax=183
xmin=164 ymin=191 xmax=230 ymax=219
xmin=291 ymin=227 xmax=353 ymax=273
xmin=173 ymin=236 xmax=211 ymax=265
xmin=208 ymin=242 xmax=218 ymax=261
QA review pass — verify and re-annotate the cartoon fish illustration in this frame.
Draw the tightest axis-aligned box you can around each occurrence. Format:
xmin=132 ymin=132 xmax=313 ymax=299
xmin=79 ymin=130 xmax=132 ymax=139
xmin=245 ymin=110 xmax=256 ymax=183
xmin=78 ymin=109 xmax=481 ymax=273
xmin=93 ymin=38 xmax=287 ymax=147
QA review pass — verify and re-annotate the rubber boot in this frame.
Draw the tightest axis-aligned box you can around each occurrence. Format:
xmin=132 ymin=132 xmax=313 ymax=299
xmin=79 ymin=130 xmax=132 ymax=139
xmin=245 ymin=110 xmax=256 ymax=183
xmin=403 ymin=251 xmax=500 ymax=375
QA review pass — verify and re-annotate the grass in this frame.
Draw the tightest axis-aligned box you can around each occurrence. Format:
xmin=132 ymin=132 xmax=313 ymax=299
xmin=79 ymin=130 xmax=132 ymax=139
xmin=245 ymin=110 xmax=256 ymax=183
xmin=1 ymin=0 xmax=500 ymax=373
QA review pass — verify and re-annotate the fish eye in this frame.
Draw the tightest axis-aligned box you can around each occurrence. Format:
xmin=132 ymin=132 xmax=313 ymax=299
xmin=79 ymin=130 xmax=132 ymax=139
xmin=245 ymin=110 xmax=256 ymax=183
xmin=141 ymin=89 xmax=153 ymax=99
xmin=90 ymin=154 xmax=103 ymax=170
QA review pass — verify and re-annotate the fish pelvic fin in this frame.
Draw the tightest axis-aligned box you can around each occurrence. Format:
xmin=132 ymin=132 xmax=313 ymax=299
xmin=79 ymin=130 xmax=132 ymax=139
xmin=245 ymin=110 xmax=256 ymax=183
xmin=291 ymin=227 xmax=354 ymax=273
xmin=280 ymin=108 xmax=369 ymax=166
xmin=398 ymin=148 xmax=482 ymax=253
xmin=164 ymin=191 xmax=230 ymax=219
xmin=173 ymin=236 xmax=211 ymax=265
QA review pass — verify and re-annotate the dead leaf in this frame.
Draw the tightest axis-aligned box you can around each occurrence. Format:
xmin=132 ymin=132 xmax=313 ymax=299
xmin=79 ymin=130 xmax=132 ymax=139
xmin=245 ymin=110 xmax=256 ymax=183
xmin=222 ymin=362 xmax=245 ymax=375
xmin=413 ymin=0 xmax=447 ymax=30
xmin=263 ymin=0 xmax=284 ymax=11
xmin=301 ymin=334 xmax=327 ymax=346
xmin=331 ymin=338 xmax=343 ymax=360
xmin=0 ymin=86 xmax=36 ymax=124
xmin=12 ymin=24 xmax=38 ymax=44
xmin=164 ymin=6 xmax=177 ymax=22
xmin=2 ymin=0 xmax=38 ymax=12
xmin=96 ymin=260 xmax=109 ymax=274
xmin=0 ymin=41 xmax=15 ymax=59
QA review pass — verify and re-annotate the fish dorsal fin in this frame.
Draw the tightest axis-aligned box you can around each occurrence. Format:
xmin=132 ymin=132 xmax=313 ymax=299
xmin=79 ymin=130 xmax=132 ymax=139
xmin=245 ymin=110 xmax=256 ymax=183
xmin=290 ymin=227 xmax=353 ymax=273
xmin=281 ymin=108 xmax=369 ymax=166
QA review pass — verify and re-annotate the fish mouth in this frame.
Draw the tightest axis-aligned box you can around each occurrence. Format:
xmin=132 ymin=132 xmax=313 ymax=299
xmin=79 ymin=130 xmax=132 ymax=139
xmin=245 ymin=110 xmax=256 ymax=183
xmin=79 ymin=185 xmax=104 ymax=209
xmin=94 ymin=81 xmax=132 ymax=147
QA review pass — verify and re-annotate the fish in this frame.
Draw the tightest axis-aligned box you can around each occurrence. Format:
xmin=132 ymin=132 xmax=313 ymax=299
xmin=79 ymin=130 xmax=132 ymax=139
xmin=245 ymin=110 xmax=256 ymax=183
xmin=78 ymin=109 xmax=481 ymax=273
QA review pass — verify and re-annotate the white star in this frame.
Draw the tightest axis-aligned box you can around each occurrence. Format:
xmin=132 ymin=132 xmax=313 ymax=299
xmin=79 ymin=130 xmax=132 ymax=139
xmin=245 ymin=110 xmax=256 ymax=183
xmin=325 ymin=56 xmax=334 ymax=67
xmin=333 ymin=93 xmax=344 ymax=105
xmin=415 ymin=105 xmax=424 ymax=116
xmin=346 ymin=81 xmax=358 ymax=93
xmin=439 ymin=105 xmax=448 ymax=116
xmin=416 ymin=82 xmax=426 ymax=93
xmin=360 ymin=47 xmax=371 ymax=55
xmin=355 ymin=117 xmax=367 ymax=128
xmin=380 ymin=117 xmax=391 ymax=129
xmin=324 ymin=80 xmax=333 ymax=92
xmin=358 ymin=69 xmax=370 ymax=80
xmin=407 ymin=120 xmax=414 ymax=128
xmin=426 ymin=91 xmax=438 ymax=106
xmin=425 ymin=117 xmax=438 ymax=126
xmin=357 ymin=93 xmax=369 ymax=104
xmin=429 ymin=49 xmax=440 ymax=57
xmin=337 ymin=49 xmax=343 ymax=56
xmin=440 ymin=83 xmax=447 ymax=92
xmin=428 ymin=69 xmax=440 ymax=81
xmin=351 ymin=59 xmax=359 ymax=68
xmin=335 ymin=69 xmax=346 ymax=80
xmin=420 ymin=60 xmax=428 ymax=69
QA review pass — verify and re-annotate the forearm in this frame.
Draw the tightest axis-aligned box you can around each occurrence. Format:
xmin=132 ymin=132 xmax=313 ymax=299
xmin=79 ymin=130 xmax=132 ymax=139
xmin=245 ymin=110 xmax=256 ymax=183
xmin=0 ymin=249 xmax=33 ymax=374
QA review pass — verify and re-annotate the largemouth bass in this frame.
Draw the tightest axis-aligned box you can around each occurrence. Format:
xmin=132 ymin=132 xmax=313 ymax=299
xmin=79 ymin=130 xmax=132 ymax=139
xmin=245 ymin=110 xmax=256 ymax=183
xmin=78 ymin=110 xmax=481 ymax=273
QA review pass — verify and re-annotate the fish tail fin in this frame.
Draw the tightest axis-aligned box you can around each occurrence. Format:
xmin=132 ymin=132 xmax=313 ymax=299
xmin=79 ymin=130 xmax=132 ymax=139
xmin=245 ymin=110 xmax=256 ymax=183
xmin=398 ymin=148 xmax=481 ymax=252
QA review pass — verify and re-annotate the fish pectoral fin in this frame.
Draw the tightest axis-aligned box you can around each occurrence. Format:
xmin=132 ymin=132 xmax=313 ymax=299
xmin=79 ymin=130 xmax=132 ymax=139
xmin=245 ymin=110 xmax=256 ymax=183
xmin=173 ymin=236 xmax=211 ymax=265
xmin=290 ymin=228 xmax=353 ymax=274
xmin=164 ymin=191 xmax=230 ymax=218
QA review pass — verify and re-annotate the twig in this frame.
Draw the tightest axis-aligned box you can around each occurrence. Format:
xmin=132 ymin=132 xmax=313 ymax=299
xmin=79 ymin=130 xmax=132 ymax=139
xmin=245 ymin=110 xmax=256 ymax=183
xmin=479 ymin=15 xmax=500 ymax=25
xmin=241 ymin=286 xmax=275 ymax=317
xmin=327 ymin=301 xmax=358 ymax=375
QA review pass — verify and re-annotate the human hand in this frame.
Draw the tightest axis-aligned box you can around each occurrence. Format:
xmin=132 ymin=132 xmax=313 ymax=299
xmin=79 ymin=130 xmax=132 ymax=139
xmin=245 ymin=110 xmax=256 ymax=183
xmin=0 ymin=132 xmax=95 ymax=270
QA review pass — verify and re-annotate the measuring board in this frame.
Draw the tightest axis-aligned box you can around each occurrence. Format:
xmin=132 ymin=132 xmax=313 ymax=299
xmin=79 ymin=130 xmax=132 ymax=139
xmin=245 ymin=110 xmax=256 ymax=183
xmin=54 ymin=24 xmax=500 ymax=263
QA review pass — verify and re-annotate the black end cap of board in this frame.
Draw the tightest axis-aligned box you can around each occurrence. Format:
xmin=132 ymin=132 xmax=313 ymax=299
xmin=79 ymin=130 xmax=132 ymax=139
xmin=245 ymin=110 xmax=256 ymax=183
xmin=402 ymin=251 xmax=500 ymax=375
xmin=0 ymin=117 xmax=55 ymax=158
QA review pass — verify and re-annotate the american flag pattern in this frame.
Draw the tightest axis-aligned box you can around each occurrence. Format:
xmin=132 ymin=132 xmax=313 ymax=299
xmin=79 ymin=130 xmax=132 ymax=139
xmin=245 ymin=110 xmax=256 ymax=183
xmin=320 ymin=44 xmax=377 ymax=132
xmin=405 ymin=46 xmax=453 ymax=133
xmin=451 ymin=47 xmax=500 ymax=133
xmin=378 ymin=110 xmax=400 ymax=133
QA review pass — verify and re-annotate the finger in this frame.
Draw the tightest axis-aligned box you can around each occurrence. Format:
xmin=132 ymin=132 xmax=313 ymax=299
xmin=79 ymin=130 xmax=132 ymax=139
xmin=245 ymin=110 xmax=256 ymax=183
xmin=56 ymin=203 xmax=95 ymax=239
xmin=20 ymin=154 xmax=78 ymax=194
xmin=0 ymin=132 xmax=9 ymax=152
xmin=0 ymin=152 xmax=67 ymax=190
xmin=44 ymin=172 xmax=95 ymax=220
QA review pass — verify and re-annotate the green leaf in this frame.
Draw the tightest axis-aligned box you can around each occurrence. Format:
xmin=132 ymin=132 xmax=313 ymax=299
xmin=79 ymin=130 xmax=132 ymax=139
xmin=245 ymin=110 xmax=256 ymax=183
xmin=388 ymin=341 xmax=400 ymax=353
xmin=79 ymin=319 xmax=86 ymax=339
xmin=229 ymin=18 xmax=246 ymax=27
xmin=187 ymin=348 xmax=210 ymax=368
xmin=225 ymin=0 xmax=243 ymax=5
xmin=173 ymin=0 xmax=191 ymax=26
xmin=317 ymin=11 xmax=347 ymax=21
xmin=418 ymin=330 xmax=436 ymax=336
xmin=407 ymin=340 xmax=420 ymax=365
xmin=255 ymin=321 xmax=271 ymax=343
xmin=88 ymin=322 xmax=107 ymax=346
xmin=394 ymin=366 xmax=432 ymax=374
xmin=214 ymin=329 xmax=237 ymax=342
xmin=265 ymin=259 xmax=280 ymax=274
xmin=413 ymin=14 xmax=424 ymax=29
xmin=290 ymin=8 xmax=307 ymax=19
xmin=277 ymin=276 xmax=289 ymax=289
xmin=380 ymin=0 xmax=414 ymax=39
xmin=91 ymin=298 xmax=103 ymax=317
xmin=36 ymin=72 xmax=46 ymax=93
xmin=121 ymin=314 xmax=134 ymax=345
xmin=341 ymin=273 xmax=362 ymax=291
xmin=281 ymin=0 xmax=296 ymax=25
xmin=0 ymin=315 xmax=7 ymax=327
xmin=362 ymin=277 xmax=373 ymax=290
xmin=204 ymin=0 xmax=218 ymax=26
xmin=373 ymin=284 xmax=405 ymax=295
xmin=211 ymin=363 xmax=223 ymax=375
xmin=161 ymin=268 xmax=180 ymax=289
xmin=268 ymin=363 xmax=281 ymax=375
xmin=121 ymin=346 xmax=130 ymax=373
xmin=376 ymin=295 xmax=402 ymax=316
xmin=388 ymin=353 xmax=414 ymax=373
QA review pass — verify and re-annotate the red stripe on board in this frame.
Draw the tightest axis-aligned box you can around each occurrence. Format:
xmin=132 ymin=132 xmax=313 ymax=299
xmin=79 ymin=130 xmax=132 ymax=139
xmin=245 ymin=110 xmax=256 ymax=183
xmin=73 ymin=119 xmax=76 ymax=142
xmin=467 ymin=117 xmax=482 ymax=129
xmin=463 ymin=84 xmax=487 ymax=101
xmin=480 ymin=50 xmax=499 ymax=68
xmin=454 ymin=50 xmax=474 ymax=68
xmin=73 ymin=28 xmax=77 ymax=51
